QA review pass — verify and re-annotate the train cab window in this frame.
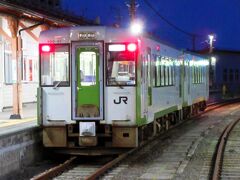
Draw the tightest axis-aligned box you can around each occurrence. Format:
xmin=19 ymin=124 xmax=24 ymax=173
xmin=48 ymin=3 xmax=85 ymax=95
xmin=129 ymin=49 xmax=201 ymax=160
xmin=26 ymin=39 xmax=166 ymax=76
xmin=106 ymin=44 xmax=136 ymax=86
xmin=40 ymin=44 xmax=69 ymax=86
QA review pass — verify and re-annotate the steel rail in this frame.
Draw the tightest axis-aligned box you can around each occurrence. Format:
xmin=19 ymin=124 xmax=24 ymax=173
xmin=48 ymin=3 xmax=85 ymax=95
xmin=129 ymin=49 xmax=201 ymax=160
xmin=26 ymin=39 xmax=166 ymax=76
xmin=31 ymin=156 xmax=77 ymax=180
xmin=211 ymin=118 xmax=240 ymax=180
xmin=86 ymin=148 xmax=137 ymax=180
xmin=86 ymin=99 xmax=240 ymax=179
xmin=31 ymin=98 xmax=240 ymax=180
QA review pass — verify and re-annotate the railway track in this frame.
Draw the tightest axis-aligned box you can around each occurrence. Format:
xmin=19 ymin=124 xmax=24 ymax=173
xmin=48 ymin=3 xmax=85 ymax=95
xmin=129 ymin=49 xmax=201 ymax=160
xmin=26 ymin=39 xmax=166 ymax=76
xmin=211 ymin=117 xmax=240 ymax=179
xmin=31 ymin=99 xmax=240 ymax=180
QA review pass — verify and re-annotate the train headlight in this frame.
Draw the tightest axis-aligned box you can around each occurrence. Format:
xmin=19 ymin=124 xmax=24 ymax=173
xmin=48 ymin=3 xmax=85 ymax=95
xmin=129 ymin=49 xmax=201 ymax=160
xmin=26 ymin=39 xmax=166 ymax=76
xmin=127 ymin=43 xmax=137 ymax=52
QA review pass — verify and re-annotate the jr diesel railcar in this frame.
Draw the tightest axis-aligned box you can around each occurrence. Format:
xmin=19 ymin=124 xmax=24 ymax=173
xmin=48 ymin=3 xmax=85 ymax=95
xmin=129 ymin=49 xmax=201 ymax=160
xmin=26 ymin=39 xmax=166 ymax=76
xmin=38 ymin=26 xmax=209 ymax=154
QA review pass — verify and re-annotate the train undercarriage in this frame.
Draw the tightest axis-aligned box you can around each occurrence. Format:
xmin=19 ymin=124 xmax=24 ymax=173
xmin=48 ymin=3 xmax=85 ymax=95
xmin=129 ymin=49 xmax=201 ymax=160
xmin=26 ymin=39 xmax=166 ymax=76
xmin=43 ymin=101 xmax=206 ymax=156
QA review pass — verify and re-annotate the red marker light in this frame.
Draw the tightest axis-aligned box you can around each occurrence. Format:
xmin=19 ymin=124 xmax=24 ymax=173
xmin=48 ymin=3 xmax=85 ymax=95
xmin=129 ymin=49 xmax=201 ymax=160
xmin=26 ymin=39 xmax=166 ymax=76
xmin=127 ymin=43 xmax=137 ymax=52
xmin=40 ymin=44 xmax=55 ymax=53
xmin=41 ymin=45 xmax=51 ymax=52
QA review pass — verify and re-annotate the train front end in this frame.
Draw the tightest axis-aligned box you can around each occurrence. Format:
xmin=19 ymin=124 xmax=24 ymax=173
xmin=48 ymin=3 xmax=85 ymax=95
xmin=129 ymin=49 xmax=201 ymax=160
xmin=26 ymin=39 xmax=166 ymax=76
xmin=39 ymin=27 xmax=139 ymax=154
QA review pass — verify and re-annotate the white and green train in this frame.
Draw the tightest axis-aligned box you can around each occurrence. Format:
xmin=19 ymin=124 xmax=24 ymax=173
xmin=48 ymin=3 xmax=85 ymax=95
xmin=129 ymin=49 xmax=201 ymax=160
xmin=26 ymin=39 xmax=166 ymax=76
xmin=39 ymin=26 xmax=209 ymax=155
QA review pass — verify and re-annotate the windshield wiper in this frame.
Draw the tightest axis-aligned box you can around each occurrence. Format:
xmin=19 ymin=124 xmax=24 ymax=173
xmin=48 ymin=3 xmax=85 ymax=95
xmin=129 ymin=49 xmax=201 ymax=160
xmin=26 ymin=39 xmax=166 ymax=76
xmin=113 ymin=79 xmax=124 ymax=89
xmin=53 ymin=81 xmax=62 ymax=89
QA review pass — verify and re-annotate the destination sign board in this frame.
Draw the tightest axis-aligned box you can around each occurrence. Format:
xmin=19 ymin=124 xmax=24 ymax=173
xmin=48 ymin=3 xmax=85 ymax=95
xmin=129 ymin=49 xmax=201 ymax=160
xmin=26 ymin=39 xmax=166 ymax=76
xmin=78 ymin=32 xmax=96 ymax=40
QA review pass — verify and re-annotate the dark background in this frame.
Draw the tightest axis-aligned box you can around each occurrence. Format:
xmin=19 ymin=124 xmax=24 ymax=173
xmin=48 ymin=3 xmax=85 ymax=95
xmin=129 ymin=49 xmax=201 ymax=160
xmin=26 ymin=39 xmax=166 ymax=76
xmin=61 ymin=0 xmax=240 ymax=51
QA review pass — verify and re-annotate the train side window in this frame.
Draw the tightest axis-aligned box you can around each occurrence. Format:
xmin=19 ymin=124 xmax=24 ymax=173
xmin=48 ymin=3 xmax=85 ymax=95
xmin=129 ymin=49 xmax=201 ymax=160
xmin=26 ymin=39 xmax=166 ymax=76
xmin=192 ymin=66 xmax=195 ymax=83
xmin=160 ymin=63 xmax=164 ymax=86
xmin=40 ymin=44 xmax=69 ymax=86
xmin=197 ymin=66 xmax=199 ymax=83
xmin=155 ymin=56 xmax=161 ymax=86
xmin=172 ymin=59 xmax=175 ymax=85
xmin=168 ymin=66 xmax=172 ymax=86
xmin=154 ymin=56 xmax=158 ymax=87
xmin=165 ymin=65 xmax=169 ymax=86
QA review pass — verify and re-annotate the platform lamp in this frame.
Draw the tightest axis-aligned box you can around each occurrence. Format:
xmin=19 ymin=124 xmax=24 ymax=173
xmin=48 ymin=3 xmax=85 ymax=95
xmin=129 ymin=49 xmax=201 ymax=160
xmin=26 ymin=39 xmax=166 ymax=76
xmin=130 ymin=20 xmax=143 ymax=35
xmin=208 ymin=34 xmax=216 ymax=53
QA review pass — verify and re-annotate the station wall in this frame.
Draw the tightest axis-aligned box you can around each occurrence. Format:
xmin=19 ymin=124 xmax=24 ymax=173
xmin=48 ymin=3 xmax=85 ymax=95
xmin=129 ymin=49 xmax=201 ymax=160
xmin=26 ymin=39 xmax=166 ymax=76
xmin=0 ymin=16 xmax=41 ymax=112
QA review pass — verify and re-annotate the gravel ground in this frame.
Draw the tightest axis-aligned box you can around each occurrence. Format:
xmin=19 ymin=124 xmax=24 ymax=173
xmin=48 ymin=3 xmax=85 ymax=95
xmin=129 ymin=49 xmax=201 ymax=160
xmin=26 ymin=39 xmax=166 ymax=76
xmin=101 ymin=103 xmax=240 ymax=180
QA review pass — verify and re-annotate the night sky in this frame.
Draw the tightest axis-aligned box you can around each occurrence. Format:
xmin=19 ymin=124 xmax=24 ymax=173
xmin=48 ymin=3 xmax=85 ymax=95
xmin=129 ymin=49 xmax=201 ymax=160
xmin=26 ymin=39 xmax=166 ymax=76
xmin=61 ymin=0 xmax=240 ymax=51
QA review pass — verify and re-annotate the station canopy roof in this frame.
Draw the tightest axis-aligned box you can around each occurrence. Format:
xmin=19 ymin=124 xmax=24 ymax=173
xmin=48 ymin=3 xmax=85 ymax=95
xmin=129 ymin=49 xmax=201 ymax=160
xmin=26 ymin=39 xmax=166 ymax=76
xmin=0 ymin=0 xmax=94 ymax=27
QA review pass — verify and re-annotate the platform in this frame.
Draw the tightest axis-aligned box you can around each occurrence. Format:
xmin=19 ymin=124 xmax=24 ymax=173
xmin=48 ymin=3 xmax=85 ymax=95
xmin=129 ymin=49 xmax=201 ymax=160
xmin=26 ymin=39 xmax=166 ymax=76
xmin=0 ymin=103 xmax=38 ymax=136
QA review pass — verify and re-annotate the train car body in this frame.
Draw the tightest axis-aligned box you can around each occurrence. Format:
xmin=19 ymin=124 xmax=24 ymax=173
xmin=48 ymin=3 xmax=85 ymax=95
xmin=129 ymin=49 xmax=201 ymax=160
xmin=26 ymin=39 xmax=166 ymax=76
xmin=38 ymin=26 xmax=209 ymax=154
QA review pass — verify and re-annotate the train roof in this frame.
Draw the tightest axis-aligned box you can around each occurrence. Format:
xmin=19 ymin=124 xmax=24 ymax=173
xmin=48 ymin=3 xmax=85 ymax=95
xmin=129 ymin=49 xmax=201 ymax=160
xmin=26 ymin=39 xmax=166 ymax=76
xmin=39 ymin=26 xmax=206 ymax=59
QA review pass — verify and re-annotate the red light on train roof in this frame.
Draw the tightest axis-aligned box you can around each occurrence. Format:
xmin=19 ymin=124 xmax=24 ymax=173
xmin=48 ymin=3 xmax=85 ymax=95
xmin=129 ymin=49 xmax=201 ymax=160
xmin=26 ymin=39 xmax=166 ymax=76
xmin=127 ymin=43 xmax=137 ymax=52
xmin=40 ymin=44 xmax=54 ymax=53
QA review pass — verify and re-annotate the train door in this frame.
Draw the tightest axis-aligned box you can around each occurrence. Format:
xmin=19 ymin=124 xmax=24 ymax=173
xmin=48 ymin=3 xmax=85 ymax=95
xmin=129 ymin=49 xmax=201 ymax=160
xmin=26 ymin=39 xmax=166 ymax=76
xmin=183 ymin=60 xmax=189 ymax=105
xmin=72 ymin=42 xmax=103 ymax=120
xmin=141 ymin=55 xmax=147 ymax=118
xmin=147 ymin=48 xmax=152 ymax=106
xmin=179 ymin=56 xmax=185 ymax=103
xmin=141 ymin=48 xmax=152 ymax=119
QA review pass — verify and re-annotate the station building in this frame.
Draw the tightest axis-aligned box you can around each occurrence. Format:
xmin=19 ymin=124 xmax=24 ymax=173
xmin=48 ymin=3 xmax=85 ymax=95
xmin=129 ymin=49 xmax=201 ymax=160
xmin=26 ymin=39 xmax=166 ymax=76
xmin=211 ymin=50 xmax=240 ymax=97
xmin=0 ymin=0 xmax=92 ymax=114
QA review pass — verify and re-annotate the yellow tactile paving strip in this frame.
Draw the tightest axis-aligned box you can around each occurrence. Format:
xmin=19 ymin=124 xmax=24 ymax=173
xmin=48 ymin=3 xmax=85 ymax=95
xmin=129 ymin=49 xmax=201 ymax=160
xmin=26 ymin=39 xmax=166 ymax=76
xmin=0 ymin=118 xmax=37 ymax=128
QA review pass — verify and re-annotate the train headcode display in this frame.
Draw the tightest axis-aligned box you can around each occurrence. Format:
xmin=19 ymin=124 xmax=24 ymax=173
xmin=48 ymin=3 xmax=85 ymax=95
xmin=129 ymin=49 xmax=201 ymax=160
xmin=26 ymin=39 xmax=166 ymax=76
xmin=78 ymin=32 xmax=96 ymax=40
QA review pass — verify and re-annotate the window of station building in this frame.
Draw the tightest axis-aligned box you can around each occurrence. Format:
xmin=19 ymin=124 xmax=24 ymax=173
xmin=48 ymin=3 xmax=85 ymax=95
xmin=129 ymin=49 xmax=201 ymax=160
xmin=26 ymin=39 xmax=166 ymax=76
xmin=4 ymin=42 xmax=14 ymax=84
xmin=235 ymin=69 xmax=239 ymax=81
xmin=22 ymin=57 xmax=38 ymax=82
xmin=229 ymin=69 xmax=233 ymax=82
xmin=40 ymin=44 xmax=69 ymax=86
xmin=154 ymin=56 xmax=174 ymax=87
xmin=223 ymin=68 xmax=227 ymax=82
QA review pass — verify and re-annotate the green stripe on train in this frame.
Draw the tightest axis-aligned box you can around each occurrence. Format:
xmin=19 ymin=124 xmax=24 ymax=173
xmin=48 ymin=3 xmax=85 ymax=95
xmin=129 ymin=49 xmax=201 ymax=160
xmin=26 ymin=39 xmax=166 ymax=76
xmin=154 ymin=105 xmax=178 ymax=119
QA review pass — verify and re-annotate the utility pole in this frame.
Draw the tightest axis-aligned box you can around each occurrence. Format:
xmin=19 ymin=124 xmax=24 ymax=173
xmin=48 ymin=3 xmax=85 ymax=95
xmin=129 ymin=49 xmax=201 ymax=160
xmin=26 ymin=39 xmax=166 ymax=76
xmin=111 ymin=6 xmax=122 ymax=27
xmin=130 ymin=0 xmax=136 ymax=22
xmin=127 ymin=0 xmax=138 ymax=22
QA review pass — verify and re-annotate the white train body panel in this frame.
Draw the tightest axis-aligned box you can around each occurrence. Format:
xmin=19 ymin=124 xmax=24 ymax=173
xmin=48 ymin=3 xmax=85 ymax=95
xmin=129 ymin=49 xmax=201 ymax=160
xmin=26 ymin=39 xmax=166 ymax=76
xmin=105 ymin=87 xmax=136 ymax=125
xmin=42 ymin=87 xmax=72 ymax=125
